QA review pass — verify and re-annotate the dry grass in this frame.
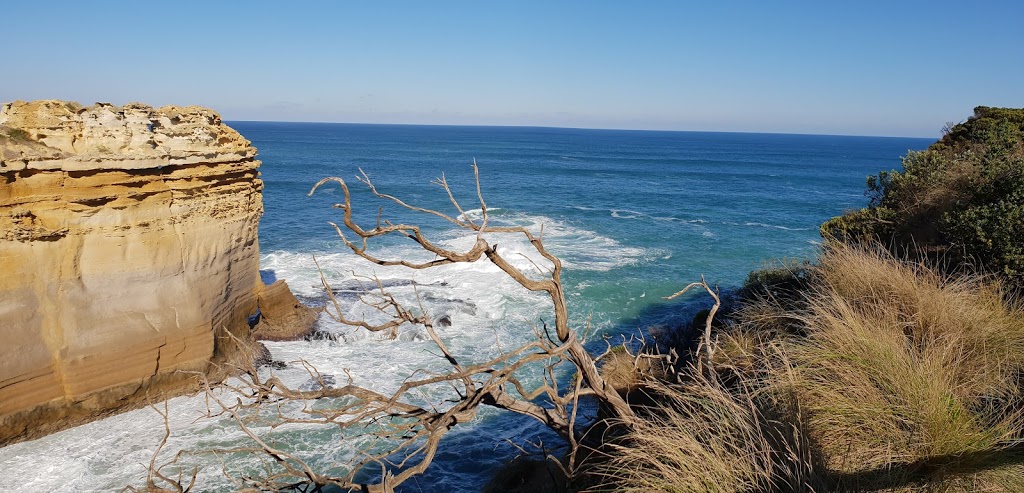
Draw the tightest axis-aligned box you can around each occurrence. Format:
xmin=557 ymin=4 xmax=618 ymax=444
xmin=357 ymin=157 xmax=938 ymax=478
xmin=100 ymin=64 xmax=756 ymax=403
xmin=781 ymin=245 xmax=1024 ymax=490
xmin=598 ymin=345 xmax=667 ymax=395
xmin=596 ymin=245 xmax=1024 ymax=492
xmin=596 ymin=373 xmax=818 ymax=493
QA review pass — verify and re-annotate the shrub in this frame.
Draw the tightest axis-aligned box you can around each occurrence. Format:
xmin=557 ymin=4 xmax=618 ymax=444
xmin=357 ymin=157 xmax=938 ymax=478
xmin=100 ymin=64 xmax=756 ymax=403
xmin=739 ymin=259 xmax=815 ymax=308
xmin=822 ymin=106 xmax=1024 ymax=291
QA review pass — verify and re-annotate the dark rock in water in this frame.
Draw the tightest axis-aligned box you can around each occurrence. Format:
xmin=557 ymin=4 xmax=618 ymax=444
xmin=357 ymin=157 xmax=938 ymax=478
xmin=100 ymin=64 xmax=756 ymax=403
xmin=305 ymin=330 xmax=340 ymax=342
xmin=421 ymin=292 xmax=478 ymax=316
xmin=483 ymin=457 xmax=567 ymax=493
xmin=294 ymin=292 xmax=324 ymax=307
xmin=254 ymin=342 xmax=272 ymax=365
xmin=437 ymin=315 xmax=452 ymax=327
xmin=326 ymin=278 xmax=449 ymax=294
xmin=300 ymin=374 xmax=336 ymax=391
xmin=253 ymin=342 xmax=288 ymax=370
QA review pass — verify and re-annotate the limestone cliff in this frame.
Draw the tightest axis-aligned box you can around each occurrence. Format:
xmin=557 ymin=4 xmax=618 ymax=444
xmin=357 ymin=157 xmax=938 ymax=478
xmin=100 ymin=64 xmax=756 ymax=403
xmin=0 ymin=100 xmax=264 ymax=444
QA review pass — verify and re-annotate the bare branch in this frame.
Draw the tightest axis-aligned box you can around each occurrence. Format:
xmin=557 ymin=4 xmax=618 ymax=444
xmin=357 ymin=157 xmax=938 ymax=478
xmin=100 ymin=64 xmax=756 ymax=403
xmin=150 ymin=164 xmax=673 ymax=491
xmin=664 ymin=275 xmax=722 ymax=364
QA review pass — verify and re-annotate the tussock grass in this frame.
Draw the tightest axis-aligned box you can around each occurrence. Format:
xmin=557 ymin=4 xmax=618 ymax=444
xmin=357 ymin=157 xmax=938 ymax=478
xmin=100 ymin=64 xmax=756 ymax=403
xmin=783 ymin=245 xmax=1024 ymax=490
xmin=597 ymin=374 xmax=818 ymax=493
xmin=597 ymin=245 xmax=1024 ymax=492
xmin=599 ymin=345 xmax=664 ymax=395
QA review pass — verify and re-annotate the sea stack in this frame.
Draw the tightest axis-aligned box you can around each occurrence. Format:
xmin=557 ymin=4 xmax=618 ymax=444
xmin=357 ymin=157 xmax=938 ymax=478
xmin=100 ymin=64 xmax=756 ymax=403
xmin=0 ymin=100 xmax=264 ymax=444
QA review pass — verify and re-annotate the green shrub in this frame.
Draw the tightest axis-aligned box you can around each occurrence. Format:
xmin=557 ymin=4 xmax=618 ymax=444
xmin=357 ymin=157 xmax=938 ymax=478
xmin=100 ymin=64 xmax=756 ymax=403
xmin=739 ymin=259 xmax=814 ymax=306
xmin=822 ymin=106 xmax=1024 ymax=291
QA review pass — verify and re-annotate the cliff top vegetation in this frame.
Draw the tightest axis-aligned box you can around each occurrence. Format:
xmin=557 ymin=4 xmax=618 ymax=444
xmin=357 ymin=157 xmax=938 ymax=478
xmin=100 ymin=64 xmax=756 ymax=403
xmin=822 ymin=106 xmax=1024 ymax=291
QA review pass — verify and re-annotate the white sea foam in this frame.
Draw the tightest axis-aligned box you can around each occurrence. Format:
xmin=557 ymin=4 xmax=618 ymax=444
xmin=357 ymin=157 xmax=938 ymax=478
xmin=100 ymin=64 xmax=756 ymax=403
xmin=609 ymin=209 xmax=644 ymax=219
xmin=0 ymin=389 xmax=305 ymax=491
xmin=741 ymin=222 xmax=812 ymax=231
xmin=651 ymin=215 xmax=707 ymax=224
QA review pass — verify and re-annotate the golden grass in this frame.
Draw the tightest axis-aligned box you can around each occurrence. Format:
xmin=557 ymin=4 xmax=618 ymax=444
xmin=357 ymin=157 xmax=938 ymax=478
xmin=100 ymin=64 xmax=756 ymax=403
xmin=598 ymin=345 xmax=662 ymax=395
xmin=783 ymin=246 xmax=1024 ymax=490
xmin=597 ymin=245 xmax=1024 ymax=492
xmin=597 ymin=374 xmax=817 ymax=493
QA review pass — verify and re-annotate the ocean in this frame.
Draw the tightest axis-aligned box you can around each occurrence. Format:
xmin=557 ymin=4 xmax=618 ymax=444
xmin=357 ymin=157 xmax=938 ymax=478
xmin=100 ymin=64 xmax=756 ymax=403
xmin=0 ymin=123 xmax=932 ymax=491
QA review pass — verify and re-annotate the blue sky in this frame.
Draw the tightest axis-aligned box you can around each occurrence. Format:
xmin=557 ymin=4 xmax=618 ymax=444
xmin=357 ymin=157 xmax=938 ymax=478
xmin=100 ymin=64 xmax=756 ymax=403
xmin=3 ymin=1 xmax=1022 ymax=137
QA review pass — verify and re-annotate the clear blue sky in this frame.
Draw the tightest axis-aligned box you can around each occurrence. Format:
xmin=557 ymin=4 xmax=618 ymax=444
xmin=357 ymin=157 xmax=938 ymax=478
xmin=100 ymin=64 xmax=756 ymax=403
xmin=3 ymin=1 xmax=1022 ymax=137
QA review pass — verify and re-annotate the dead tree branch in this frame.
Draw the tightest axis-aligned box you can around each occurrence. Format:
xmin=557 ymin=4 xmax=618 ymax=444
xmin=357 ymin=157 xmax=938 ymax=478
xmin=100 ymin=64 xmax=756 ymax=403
xmin=148 ymin=164 xmax=726 ymax=492
xmin=665 ymin=275 xmax=722 ymax=367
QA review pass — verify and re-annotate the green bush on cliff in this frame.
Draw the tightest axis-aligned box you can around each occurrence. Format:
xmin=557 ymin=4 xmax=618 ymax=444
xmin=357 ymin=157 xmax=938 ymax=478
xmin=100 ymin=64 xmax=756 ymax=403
xmin=739 ymin=259 xmax=814 ymax=303
xmin=822 ymin=106 xmax=1024 ymax=289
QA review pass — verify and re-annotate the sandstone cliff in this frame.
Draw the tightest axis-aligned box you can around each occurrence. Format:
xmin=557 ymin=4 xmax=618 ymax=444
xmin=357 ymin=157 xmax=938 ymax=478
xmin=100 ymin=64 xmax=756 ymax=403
xmin=0 ymin=100 xmax=265 ymax=444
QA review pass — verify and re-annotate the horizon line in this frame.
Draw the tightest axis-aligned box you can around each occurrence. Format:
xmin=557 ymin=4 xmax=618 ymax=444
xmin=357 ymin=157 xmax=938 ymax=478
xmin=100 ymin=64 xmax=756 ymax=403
xmin=224 ymin=118 xmax=937 ymax=141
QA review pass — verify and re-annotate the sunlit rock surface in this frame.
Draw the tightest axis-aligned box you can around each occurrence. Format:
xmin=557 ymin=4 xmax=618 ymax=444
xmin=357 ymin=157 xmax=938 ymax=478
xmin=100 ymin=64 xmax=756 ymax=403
xmin=0 ymin=100 xmax=264 ymax=444
xmin=253 ymin=280 xmax=318 ymax=341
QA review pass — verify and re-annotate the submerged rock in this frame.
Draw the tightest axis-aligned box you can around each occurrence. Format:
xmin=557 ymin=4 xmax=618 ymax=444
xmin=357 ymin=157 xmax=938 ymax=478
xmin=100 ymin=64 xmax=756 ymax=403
xmin=299 ymin=374 xmax=336 ymax=391
xmin=483 ymin=457 xmax=568 ymax=493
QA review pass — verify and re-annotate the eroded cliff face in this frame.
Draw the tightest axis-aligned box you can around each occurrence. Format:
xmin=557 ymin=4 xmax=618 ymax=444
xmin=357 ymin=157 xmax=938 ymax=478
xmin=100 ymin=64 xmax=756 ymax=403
xmin=0 ymin=100 xmax=264 ymax=444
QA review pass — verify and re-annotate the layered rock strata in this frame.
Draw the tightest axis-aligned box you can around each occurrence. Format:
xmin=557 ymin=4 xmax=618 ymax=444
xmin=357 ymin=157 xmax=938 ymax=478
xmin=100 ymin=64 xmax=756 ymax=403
xmin=0 ymin=100 xmax=264 ymax=444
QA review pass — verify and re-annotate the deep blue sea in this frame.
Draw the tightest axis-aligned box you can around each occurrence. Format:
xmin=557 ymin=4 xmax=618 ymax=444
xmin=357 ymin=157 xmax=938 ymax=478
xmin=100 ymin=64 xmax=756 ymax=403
xmin=0 ymin=123 xmax=933 ymax=492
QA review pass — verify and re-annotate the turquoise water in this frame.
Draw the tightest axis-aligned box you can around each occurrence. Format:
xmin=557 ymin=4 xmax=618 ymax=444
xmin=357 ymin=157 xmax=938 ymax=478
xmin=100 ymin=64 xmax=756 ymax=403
xmin=0 ymin=124 xmax=932 ymax=492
